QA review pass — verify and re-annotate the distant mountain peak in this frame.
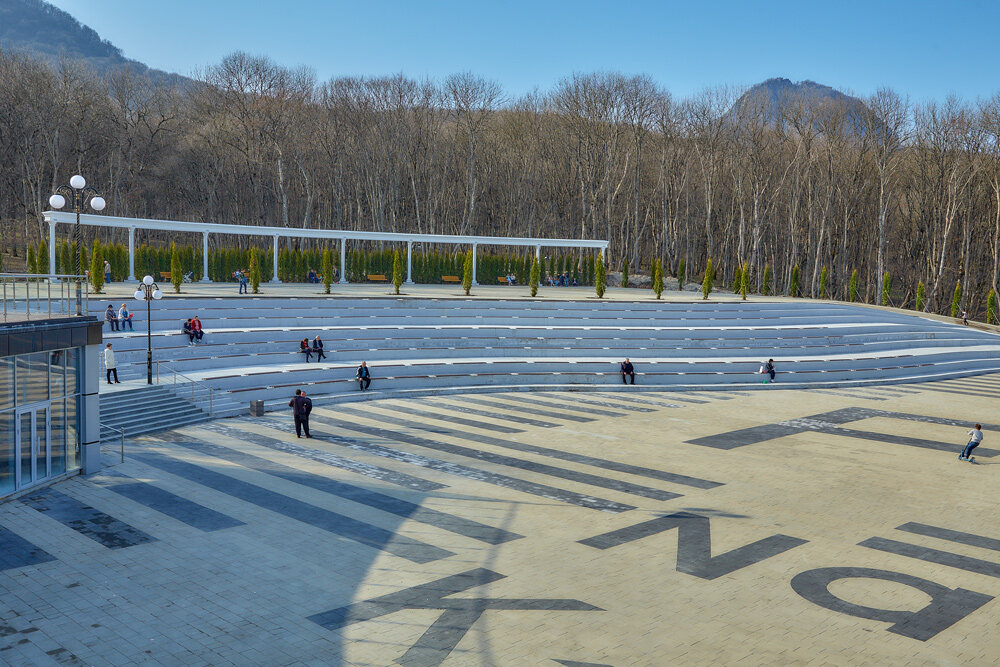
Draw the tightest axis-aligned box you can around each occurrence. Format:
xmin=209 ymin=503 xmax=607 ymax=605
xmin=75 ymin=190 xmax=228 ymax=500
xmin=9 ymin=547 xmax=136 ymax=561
xmin=730 ymin=77 xmax=871 ymax=134
xmin=0 ymin=0 xmax=188 ymax=86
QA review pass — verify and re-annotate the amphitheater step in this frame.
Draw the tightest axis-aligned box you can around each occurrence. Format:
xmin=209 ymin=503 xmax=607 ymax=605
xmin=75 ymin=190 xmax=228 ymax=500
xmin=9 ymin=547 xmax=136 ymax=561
xmin=99 ymin=381 xmax=245 ymax=442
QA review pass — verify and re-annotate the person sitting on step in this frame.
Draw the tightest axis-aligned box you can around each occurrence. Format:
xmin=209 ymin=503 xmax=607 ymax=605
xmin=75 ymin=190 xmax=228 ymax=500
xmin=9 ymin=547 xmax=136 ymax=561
xmin=620 ymin=358 xmax=636 ymax=385
xmin=312 ymin=335 xmax=327 ymax=362
xmin=300 ymin=338 xmax=313 ymax=362
xmin=357 ymin=361 xmax=372 ymax=391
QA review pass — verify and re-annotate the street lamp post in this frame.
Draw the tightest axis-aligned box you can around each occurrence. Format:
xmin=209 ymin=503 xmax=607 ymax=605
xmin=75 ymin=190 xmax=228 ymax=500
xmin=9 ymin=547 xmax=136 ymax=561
xmin=48 ymin=174 xmax=106 ymax=315
xmin=134 ymin=276 xmax=162 ymax=385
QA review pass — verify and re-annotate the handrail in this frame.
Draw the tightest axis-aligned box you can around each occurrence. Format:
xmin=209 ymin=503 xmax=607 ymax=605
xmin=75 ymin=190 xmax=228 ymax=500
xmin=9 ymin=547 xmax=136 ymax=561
xmin=154 ymin=360 xmax=215 ymax=414
xmin=0 ymin=274 xmax=90 ymax=320
xmin=101 ymin=423 xmax=126 ymax=463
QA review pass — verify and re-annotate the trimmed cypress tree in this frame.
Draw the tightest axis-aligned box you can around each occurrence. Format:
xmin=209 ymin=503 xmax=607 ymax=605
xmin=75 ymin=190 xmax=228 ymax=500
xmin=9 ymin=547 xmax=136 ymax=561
xmin=89 ymin=240 xmax=104 ymax=293
xmin=819 ymin=266 xmax=828 ymax=299
xmin=702 ymin=258 xmax=713 ymax=300
xmin=950 ymin=281 xmax=962 ymax=317
xmin=621 ymin=259 xmax=629 ymax=288
xmin=27 ymin=245 xmax=37 ymax=274
xmin=677 ymin=258 xmax=686 ymax=291
xmin=462 ymin=249 xmax=473 ymax=295
xmin=595 ymin=255 xmax=606 ymax=298
xmin=881 ymin=271 xmax=891 ymax=306
xmin=988 ymin=289 xmax=998 ymax=324
xmin=761 ymin=264 xmax=772 ymax=296
xmin=59 ymin=241 xmax=71 ymax=275
xmin=653 ymin=258 xmax=664 ymax=299
xmin=529 ymin=256 xmax=540 ymax=297
xmin=249 ymin=248 xmax=261 ymax=294
xmin=322 ymin=249 xmax=333 ymax=294
xmin=849 ymin=269 xmax=859 ymax=302
xmin=37 ymin=239 xmax=49 ymax=274
xmin=392 ymin=249 xmax=403 ymax=295
xmin=789 ymin=265 xmax=800 ymax=298
xmin=170 ymin=242 xmax=182 ymax=293
xmin=740 ymin=262 xmax=749 ymax=300
xmin=915 ymin=281 xmax=925 ymax=312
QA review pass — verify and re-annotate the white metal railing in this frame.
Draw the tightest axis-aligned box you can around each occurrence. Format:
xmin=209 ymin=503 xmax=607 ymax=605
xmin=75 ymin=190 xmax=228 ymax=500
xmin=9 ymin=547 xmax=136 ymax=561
xmin=101 ymin=423 xmax=126 ymax=463
xmin=1 ymin=274 xmax=90 ymax=320
xmin=155 ymin=360 xmax=215 ymax=414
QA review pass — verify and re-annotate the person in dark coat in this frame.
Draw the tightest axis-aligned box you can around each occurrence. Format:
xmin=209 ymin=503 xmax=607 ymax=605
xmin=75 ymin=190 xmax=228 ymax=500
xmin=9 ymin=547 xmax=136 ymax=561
xmin=620 ymin=358 xmax=635 ymax=385
xmin=312 ymin=335 xmax=327 ymax=362
xmin=288 ymin=389 xmax=312 ymax=438
xmin=299 ymin=338 xmax=313 ymax=362
xmin=357 ymin=361 xmax=371 ymax=391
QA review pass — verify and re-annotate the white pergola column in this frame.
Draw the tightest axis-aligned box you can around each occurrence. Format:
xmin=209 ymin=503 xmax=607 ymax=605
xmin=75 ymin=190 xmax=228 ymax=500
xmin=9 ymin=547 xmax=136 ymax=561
xmin=339 ymin=238 xmax=347 ymax=284
xmin=48 ymin=221 xmax=58 ymax=280
xmin=535 ymin=245 xmax=541 ymax=261
xmin=270 ymin=235 xmax=281 ymax=283
xmin=405 ymin=241 xmax=414 ymax=284
xmin=471 ymin=243 xmax=478 ymax=286
xmin=200 ymin=231 xmax=212 ymax=282
xmin=127 ymin=227 xmax=135 ymax=281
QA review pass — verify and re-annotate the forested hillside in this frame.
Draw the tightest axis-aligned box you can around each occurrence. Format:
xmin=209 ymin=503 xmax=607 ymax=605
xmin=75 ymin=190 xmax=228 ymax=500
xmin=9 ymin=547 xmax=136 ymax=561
xmin=1 ymin=42 xmax=1000 ymax=315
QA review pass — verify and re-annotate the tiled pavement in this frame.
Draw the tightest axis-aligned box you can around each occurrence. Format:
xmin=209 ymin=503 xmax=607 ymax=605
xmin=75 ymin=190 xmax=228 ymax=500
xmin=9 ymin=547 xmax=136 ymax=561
xmin=3 ymin=381 xmax=1000 ymax=665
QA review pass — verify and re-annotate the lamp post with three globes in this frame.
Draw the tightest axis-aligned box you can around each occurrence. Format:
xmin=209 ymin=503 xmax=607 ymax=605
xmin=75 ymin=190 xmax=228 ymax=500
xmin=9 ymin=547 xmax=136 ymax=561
xmin=134 ymin=276 xmax=162 ymax=385
xmin=48 ymin=174 xmax=106 ymax=315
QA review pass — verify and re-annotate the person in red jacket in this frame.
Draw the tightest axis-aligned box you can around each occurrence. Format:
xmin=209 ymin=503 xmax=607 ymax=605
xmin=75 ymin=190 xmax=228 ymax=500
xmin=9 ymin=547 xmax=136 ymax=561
xmin=190 ymin=315 xmax=204 ymax=343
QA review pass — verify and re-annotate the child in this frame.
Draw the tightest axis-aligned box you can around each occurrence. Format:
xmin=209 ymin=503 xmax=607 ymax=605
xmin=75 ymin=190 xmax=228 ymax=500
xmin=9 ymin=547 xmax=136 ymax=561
xmin=960 ymin=424 xmax=983 ymax=462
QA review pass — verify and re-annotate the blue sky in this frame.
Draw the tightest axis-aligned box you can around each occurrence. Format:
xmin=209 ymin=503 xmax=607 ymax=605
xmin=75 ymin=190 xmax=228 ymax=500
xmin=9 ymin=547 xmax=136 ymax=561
xmin=48 ymin=0 xmax=1000 ymax=101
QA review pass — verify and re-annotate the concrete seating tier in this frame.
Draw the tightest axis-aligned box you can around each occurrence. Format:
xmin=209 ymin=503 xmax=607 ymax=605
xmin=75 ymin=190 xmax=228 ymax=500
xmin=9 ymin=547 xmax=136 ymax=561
xmin=91 ymin=297 xmax=1000 ymax=407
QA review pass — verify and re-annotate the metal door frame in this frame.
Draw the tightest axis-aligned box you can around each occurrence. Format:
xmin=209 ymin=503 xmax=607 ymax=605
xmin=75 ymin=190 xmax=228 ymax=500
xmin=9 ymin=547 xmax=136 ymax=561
xmin=14 ymin=402 xmax=51 ymax=491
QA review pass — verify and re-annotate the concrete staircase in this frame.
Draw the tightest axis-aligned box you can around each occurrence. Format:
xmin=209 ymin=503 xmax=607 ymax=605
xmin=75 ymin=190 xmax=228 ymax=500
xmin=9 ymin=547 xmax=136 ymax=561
xmin=99 ymin=382 xmax=246 ymax=442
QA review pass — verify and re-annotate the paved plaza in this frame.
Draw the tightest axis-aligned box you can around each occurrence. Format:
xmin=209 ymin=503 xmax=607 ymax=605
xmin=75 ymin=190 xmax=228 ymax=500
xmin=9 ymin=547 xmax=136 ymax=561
xmin=2 ymin=377 xmax=1000 ymax=665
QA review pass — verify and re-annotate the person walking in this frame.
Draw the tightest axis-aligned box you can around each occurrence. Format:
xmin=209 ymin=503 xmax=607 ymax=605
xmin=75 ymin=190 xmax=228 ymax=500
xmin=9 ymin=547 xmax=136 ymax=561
xmin=103 ymin=343 xmax=120 ymax=384
xmin=960 ymin=424 xmax=983 ymax=462
xmin=357 ymin=361 xmax=371 ymax=391
xmin=312 ymin=335 xmax=327 ymax=362
xmin=118 ymin=303 xmax=134 ymax=331
xmin=237 ymin=269 xmax=248 ymax=295
xmin=288 ymin=389 xmax=312 ymax=438
xmin=190 ymin=315 xmax=204 ymax=343
xmin=961 ymin=310 xmax=969 ymax=326
xmin=620 ymin=358 xmax=635 ymax=385
xmin=299 ymin=338 xmax=313 ymax=362
xmin=104 ymin=259 xmax=112 ymax=284
xmin=105 ymin=304 xmax=119 ymax=331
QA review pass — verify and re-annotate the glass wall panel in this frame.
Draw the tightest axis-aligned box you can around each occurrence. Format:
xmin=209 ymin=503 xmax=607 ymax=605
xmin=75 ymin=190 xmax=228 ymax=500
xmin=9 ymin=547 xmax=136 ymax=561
xmin=0 ymin=357 xmax=12 ymax=411
xmin=20 ymin=411 xmax=33 ymax=485
xmin=65 ymin=348 xmax=79 ymax=397
xmin=49 ymin=350 xmax=67 ymax=398
xmin=50 ymin=400 xmax=66 ymax=476
xmin=35 ymin=407 xmax=49 ymax=480
xmin=0 ymin=410 xmax=13 ymax=495
xmin=16 ymin=352 xmax=49 ymax=406
xmin=66 ymin=394 xmax=79 ymax=471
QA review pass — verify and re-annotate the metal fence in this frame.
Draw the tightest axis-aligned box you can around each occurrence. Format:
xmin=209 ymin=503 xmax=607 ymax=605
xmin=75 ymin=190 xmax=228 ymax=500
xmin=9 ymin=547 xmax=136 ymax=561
xmin=0 ymin=274 xmax=90 ymax=321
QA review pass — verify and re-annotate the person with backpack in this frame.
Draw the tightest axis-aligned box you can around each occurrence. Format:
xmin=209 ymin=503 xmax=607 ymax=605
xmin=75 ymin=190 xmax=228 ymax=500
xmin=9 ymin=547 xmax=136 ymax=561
xmin=960 ymin=424 xmax=983 ymax=462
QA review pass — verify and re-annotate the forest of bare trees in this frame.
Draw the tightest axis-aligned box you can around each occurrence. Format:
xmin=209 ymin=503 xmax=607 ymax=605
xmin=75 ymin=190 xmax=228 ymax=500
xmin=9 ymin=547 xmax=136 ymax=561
xmin=3 ymin=48 xmax=1000 ymax=315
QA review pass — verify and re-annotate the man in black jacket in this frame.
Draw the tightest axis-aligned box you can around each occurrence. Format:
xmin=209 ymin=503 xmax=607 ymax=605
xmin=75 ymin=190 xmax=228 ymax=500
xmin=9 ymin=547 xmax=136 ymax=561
xmin=357 ymin=361 xmax=371 ymax=391
xmin=288 ymin=389 xmax=313 ymax=438
xmin=620 ymin=358 xmax=635 ymax=385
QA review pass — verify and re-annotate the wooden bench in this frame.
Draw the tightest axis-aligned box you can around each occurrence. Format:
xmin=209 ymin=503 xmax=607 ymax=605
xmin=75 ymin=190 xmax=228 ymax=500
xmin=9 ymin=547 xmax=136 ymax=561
xmin=442 ymin=275 xmax=461 ymax=283
xmin=497 ymin=277 xmax=513 ymax=284
xmin=160 ymin=271 xmax=171 ymax=281
xmin=367 ymin=274 xmax=388 ymax=282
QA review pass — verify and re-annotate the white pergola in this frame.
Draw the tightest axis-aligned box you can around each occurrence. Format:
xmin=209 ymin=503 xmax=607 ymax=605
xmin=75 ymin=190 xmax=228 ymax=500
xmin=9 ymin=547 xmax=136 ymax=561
xmin=42 ymin=212 xmax=608 ymax=285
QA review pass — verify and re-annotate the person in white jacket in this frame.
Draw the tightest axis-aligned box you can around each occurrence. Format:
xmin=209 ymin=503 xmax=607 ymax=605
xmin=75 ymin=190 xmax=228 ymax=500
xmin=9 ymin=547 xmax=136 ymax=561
xmin=104 ymin=343 xmax=120 ymax=384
